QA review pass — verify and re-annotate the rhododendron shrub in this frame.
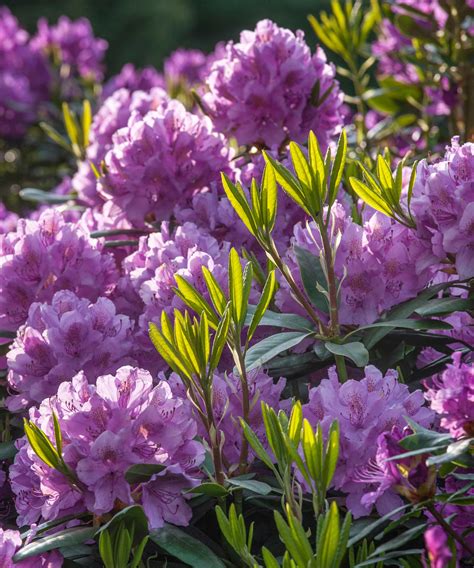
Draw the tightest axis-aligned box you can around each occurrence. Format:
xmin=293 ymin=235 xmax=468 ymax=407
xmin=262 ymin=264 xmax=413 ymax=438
xmin=0 ymin=2 xmax=473 ymax=567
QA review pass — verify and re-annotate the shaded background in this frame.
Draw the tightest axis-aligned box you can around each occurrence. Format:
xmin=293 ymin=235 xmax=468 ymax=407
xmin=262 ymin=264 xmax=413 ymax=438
xmin=5 ymin=0 xmax=328 ymax=74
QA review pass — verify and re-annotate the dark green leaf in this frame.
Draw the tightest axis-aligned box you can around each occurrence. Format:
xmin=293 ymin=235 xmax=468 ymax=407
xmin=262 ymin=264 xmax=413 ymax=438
xmin=149 ymin=524 xmax=226 ymax=568
xmin=245 ymin=306 xmax=314 ymax=332
xmin=0 ymin=441 xmax=17 ymax=460
xmin=14 ymin=527 xmax=96 ymax=561
xmin=186 ymin=482 xmax=229 ymax=497
xmin=326 ymin=341 xmax=369 ymax=367
xmin=227 ymin=478 xmax=273 ymax=495
xmin=245 ymin=331 xmax=312 ymax=371
xmin=414 ymin=297 xmax=474 ymax=317
xmin=294 ymin=245 xmax=328 ymax=313
xmin=124 ymin=464 xmax=166 ymax=485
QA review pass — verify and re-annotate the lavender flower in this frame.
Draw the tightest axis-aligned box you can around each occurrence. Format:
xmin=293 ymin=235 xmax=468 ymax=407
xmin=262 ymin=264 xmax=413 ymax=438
xmin=98 ymin=100 xmax=231 ymax=226
xmin=101 ymin=63 xmax=165 ymax=101
xmin=32 ymin=16 xmax=108 ymax=81
xmin=11 ymin=367 xmax=204 ymax=528
xmin=164 ymin=48 xmax=208 ymax=86
xmin=425 ymin=352 xmax=474 ymax=438
xmin=7 ymin=290 xmax=134 ymax=411
xmin=0 ymin=209 xmax=118 ymax=332
xmin=303 ymin=366 xmax=433 ymax=517
xmin=0 ymin=204 xmax=18 ymax=234
xmin=355 ymin=426 xmax=436 ymax=511
xmin=411 ymin=137 xmax=474 ymax=279
xmin=0 ymin=8 xmax=49 ymax=138
xmin=73 ymin=87 xmax=169 ymax=206
xmin=202 ymin=19 xmax=344 ymax=148
xmin=168 ymin=369 xmax=286 ymax=467
xmin=0 ymin=528 xmax=62 ymax=567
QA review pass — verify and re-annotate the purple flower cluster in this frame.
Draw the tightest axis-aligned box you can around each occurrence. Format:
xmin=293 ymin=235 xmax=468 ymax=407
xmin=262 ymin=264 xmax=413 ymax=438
xmin=0 ymin=209 xmax=117 ymax=332
xmin=7 ymin=290 xmax=134 ymax=411
xmin=164 ymin=48 xmax=209 ymax=86
xmin=0 ymin=528 xmax=62 ymax=567
xmin=0 ymin=7 xmax=49 ymax=138
xmin=277 ymin=202 xmax=431 ymax=324
xmin=32 ymin=16 xmax=108 ymax=81
xmin=0 ymin=203 xmax=18 ymax=234
xmin=423 ymin=526 xmax=452 ymax=568
xmin=303 ymin=366 xmax=432 ymax=517
xmin=73 ymin=87 xmax=169 ymax=206
xmin=168 ymin=369 xmax=286 ymax=467
xmin=425 ymin=352 xmax=474 ymax=439
xmin=11 ymin=366 xmax=204 ymax=529
xmin=98 ymin=99 xmax=231 ymax=226
xmin=101 ymin=63 xmax=165 ymax=101
xmin=411 ymin=138 xmax=474 ymax=279
xmin=202 ymin=19 xmax=344 ymax=148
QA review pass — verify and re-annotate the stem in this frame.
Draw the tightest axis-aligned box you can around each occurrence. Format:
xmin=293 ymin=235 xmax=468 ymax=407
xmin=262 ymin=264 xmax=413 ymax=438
xmin=234 ymin=335 xmax=250 ymax=474
xmin=202 ymin=388 xmax=226 ymax=485
xmin=427 ymin=503 xmax=474 ymax=557
xmin=335 ymin=355 xmax=348 ymax=382
xmin=267 ymin=240 xmax=328 ymax=335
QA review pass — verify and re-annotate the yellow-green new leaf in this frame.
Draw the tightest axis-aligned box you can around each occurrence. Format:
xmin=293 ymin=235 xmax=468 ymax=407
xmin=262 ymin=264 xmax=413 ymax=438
xmin=202 ymin=267 xmax=227 ymax=317
xmin=349 ymin=177 xmax=393 ymax=217
xmin=328 ymin=129 xmax=347 ymax=206
xmin=221 ymin=173 xmax=258 ymax=237
xmin=261 ymin=163 xmax=277 ymax=231
xmin=174 ymin=275 xmax=218 ymax=328
xmin=229 ymin=248 xmax=244 ymax=326
xmin=149 ymin=323 xmax=192 ymax=380
xmin=82 ymin=99 xmax=92 ymax=148
xmin=209 ymin=303 xmax=231 ymax=372
xmin=247 ymin=270 xmax=277 ymax=342
xmin=24 ymin=420 xmax=60 ymax=471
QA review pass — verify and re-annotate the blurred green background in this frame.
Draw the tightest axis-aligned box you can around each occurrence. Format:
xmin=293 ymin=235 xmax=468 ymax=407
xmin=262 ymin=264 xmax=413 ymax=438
xmin=5 ymin=0 xmax=328 ymax=74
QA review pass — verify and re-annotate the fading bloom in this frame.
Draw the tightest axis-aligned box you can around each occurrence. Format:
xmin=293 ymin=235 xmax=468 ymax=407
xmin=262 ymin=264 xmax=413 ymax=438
xmin=423 ymin=526 xmax=453 ymax=568
xmin=425 ymin=352 xmax=474 ymax=438
xmin=98 ymin=100 xmax=231 ymax=226
xmin=7 ymin=290 xmax=134 ymax=411
xmin=355 ymin=426 xmax=436 ymax=511
xmin=0 ymin=528 xmax=62 ymax=567
xmin=168 ymin=369 xmax=286 ymax=468
xmin=412 ymin=138 xmax=474 ymax=279
xmin=202 ymin=19 xmax=344 ymax=148
xmin=10 ymin=367 xmax=204 ymax=528
xmin=303 ymin=366 xmax=433 ymax=517
xmin=32 ymin=16 xmax=107 ymax=81
xmin=0 ymin=209 xmax=118 ymax=332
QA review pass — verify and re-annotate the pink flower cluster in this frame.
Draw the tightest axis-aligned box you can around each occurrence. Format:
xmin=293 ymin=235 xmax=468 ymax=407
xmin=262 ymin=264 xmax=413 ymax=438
xmin=10 ymin=366 xmax=204 ymax=529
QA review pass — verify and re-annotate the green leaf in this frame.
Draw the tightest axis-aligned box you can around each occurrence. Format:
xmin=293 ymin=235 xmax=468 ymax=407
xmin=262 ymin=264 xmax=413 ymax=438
xmin=23 ymin=420 xmax=61 ymax=470
xmin=263 ymin=151 xmax=309 ymax=215
xmin=414 ymin=297 xmax=474 ymax=317
xmin=0 ymin=441 xmax=18 ymax=460
xmin=221 ymin=173 xmax=258 ymax=237
xmin=247 ymin=271 xmax=277 ymax=341
xmin=124 ymin=464 xmax=166 ymax=485
xmin=245 ymin=331 xmax=312 ymax=371
xmin=149 ymin=524 xmax=226 ymax=568
xmin=62 ymin=103 xmax=80 ymax=148
xmin=347 ymin=504 xmax=411 ymax=547
xmin=20 ymin=188 xmax=72 ymax=204
xmin=261 ymin=163 xmax=278 ymax=231
xmin=187 ymin=482 xmax=229 ymax=497
xmin=427 ymin=439 xmax=472 ymax=467
xmin=245 ymin=306 xmax=313 ymax=332
xmin=14 ymin=527 xmax=96 ymax=561
xmin=240 ymin=419 xmax=276 ymax=472
xmin=345 ymin=318 xmax=453 ymax=343
xmin=349 ymin=177 xmax=393 ymax=217
xmin=229 ymin=248 xmax=244 ymax=326
xmin=227 ymin=478 xmax=273 ymax=495
xmin=326 ymin=341 xmax=369 ymax=367
xmin=82 ymin=100 xmax=92 ymax=148
xmin=149 ymin=323 xmax=192 ymax=380
xmin=294 ymin=245 xmax=329 ymax=313
xmin=174 ymin=275 xmax=218 ymax=327
xmin=328 ymin=129 xmax=347 ymax=205
xmin=290 ymin=141 xmax=313 ymax=191
xmin=370 ymin=524 xmax=425 ymax=557
xmin=96 ymin=505 xmax=148 ymax=545
xmin=209 ymin=303 xmax=231 ymax=371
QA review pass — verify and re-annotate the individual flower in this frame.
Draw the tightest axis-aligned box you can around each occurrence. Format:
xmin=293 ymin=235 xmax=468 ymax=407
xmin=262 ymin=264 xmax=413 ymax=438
xmin=168 ymin=369 xmax=286 ymax=468
xmin=202 ymin=19 xmax=344 ymax=148
xmin=98 ymin=99 xmax=231 ymax=226
xmin=411 ymin=137 xmax=474 ymax=279
xmin=423 ymin=526 xmax=453 ymax=568
xmin=355 ymin=426 xmax=436 ymax=511
xmin=11 ymin=367 xmax=204 ymax=529
xmin=164 ymin=48 xmax=208 ymax=87
xmin=73 ymin=87 xmax=169 ymax=206
xmin=303 ymin=365 xmax=433 ymax=517
xmin=32 ymin=16 xmax=107 ymax=81
xmin=0 ymin=7 xmax=49 ymax=138
xmin=7 ymin=290 xmax=134 ymax=411
xmin=101 ymin=63 xmax=165 ymax=101
xmin=425 ymin=352 xmax=474 ymax=438
xmin=0 ymin=528 xmax=62 ymax=567
xmin=0 ymin=209 xmax=118 ymax=332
